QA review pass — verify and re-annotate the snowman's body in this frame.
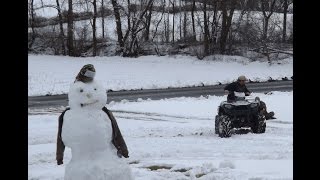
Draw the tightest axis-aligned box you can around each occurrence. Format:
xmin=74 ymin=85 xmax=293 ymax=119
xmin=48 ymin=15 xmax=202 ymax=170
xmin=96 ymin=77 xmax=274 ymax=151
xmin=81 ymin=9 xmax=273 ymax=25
xmin=61 ymin=81 xmax=133 ymax=180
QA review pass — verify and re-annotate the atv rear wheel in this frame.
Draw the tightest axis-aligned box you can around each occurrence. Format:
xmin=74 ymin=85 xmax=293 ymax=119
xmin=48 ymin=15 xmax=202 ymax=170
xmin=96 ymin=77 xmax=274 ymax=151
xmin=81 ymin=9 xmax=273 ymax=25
xmin=215 ymin=115 xmax=220 ymax=134
xmin=252 ymin=115 xmax=266 ymax=133
xmin=218 ymin=115 xmax=232 ymax=138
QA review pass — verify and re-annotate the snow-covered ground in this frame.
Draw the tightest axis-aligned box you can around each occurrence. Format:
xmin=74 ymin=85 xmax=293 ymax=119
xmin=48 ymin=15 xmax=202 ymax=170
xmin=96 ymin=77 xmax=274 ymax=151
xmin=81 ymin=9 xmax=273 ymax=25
xmin=28 ymin=91 xmax=292 ymax=179
xmin=28 ymin=54 xmax=292 ymax=96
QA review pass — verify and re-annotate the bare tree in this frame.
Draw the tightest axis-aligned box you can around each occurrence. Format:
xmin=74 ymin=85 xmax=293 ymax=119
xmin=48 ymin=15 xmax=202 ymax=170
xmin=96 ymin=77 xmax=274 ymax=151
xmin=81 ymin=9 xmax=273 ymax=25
xmin=247 ymin=0 xmax=259 ymax=11
xmin=28 ymin=0 xmax=36 ymax=49
xmin=152 ymin=0 xmax=166 ymax=41
xmin=101 ymin=0 xmax=105 ymax=38
xmin=124 ymin=0 xmax=132 ymax=44
xmin=220 ymin=0 xmax=236 ymax=54
xmin=183 ymin=0 xmax=187 ymax=39
xmin=55 ymin=0 xmax=66 ymax=55
xmin=28 ymin=0 xmax=292 ymax=58
xmin=92 ymin=0 xmax=97 ymax=56
xmin=282 ymin=0 xmax=287 ymax=42
xmin=164 ymin=4 xmax=170 ymax=43
xmin=130 ymin=0 xmax=155 ymax=54
xmin=259 ymin=0 xmax=277 ymax=63
xmin=169 ymin=0 xmax=175 ymax=43
xmin=228 ymin=0 xmax=249 ymax=52
xmin=281 ymin=0 xmax=292 ymax=43
xmin=29 ymin=0 xmax=66 ymax=54
xmin=111 ymin=0 xmax=125 ymax=53
xmin=67 ymin=0 xmax=75 ymax=56
xmin=179 ymin=0 xmax=182 ymax=40
xmin=260 ymin=0 xmax=277 ymax=42
xmin=210 ymin=0 xmax=219 ymax=50
xmin=118 ymin=0 xmax=155 ymax=56
xmin=203 ymin=0 xmax=209 ymax=55
xmin=144 ymin=1 xmax=153 ymax=41
xmin=191 ymin=0 xmax=196 ymax=41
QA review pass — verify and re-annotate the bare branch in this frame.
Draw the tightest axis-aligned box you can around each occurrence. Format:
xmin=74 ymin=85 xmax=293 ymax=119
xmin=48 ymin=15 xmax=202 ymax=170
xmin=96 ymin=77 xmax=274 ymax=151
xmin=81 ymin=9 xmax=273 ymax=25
xmin=34 ymin=5 xmax=58 ymax=10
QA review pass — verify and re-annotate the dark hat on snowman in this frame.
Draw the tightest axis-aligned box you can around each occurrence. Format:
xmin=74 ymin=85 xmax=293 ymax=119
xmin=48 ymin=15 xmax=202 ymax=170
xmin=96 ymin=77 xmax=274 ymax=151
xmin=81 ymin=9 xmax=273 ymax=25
xmin=75 ymin=64 xmax=96 ymax=83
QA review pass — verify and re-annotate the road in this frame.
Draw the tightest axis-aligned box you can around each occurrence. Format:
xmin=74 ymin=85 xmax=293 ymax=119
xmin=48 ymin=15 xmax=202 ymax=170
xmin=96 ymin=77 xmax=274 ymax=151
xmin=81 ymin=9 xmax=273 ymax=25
xmin=28 ymin=80 xmax=292 ymax=109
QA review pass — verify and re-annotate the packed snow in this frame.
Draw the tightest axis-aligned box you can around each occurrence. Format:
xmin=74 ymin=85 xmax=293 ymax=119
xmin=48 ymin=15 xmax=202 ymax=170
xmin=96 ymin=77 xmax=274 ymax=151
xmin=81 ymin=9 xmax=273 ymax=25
xmin=28 ymin=91 xmax=292 ymax=179
xmin=28 ymin=54 xmax=292 ymax=96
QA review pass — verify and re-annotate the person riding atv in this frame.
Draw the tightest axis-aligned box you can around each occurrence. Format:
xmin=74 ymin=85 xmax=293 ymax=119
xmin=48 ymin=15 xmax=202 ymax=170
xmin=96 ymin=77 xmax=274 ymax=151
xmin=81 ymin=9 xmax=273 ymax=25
xmin=224 ymin=75 xmax=275 ymax=120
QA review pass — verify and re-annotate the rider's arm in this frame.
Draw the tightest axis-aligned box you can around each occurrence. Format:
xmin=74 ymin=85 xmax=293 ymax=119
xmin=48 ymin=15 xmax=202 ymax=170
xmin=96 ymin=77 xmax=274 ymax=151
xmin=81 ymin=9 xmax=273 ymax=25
xmin=224 ymin=82 xmax=237 ymax=94
xmin=244 ymin=86 xmax=251 ymax=96
xmin=224 ymin=84 xmax=231 ymax=95
xmin=224 ymin=83 xmax=234 ymax=92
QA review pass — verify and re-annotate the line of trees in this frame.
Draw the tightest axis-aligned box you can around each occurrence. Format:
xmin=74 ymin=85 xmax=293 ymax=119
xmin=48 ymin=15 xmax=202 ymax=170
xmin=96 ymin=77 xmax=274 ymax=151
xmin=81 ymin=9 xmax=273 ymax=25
xmin=28 ymin=0 xmax=293 ymax=60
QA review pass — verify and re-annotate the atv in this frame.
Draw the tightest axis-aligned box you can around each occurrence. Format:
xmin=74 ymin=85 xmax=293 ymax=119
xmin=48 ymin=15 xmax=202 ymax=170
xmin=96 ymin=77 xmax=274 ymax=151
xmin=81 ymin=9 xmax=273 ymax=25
xmin=215 ymin=92 xmax=266 ymax=138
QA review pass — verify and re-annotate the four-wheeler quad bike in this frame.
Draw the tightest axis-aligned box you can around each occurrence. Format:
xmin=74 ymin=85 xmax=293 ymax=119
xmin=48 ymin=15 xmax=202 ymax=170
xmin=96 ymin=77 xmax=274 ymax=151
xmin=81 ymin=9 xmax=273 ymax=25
xmin=215 ymin=92 xmax=266 ymax=138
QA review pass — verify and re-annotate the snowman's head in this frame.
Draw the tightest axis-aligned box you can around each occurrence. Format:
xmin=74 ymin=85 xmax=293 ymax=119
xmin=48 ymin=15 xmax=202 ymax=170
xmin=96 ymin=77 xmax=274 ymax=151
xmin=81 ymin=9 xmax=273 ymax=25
xmin=68 ymin=81 xmax=107 ymax=110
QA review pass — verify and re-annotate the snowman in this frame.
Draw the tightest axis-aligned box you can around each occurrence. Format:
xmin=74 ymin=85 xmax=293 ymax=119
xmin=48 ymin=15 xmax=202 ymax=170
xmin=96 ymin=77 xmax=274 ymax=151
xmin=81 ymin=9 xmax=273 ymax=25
xmin=56 ymin=64 xmax=134 ymax=180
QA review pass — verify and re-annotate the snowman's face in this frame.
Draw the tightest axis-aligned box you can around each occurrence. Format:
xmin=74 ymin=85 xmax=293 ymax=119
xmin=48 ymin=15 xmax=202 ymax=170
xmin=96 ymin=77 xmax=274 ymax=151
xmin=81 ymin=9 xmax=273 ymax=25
xmin=68 ymin=81 xmax=107 ymax=110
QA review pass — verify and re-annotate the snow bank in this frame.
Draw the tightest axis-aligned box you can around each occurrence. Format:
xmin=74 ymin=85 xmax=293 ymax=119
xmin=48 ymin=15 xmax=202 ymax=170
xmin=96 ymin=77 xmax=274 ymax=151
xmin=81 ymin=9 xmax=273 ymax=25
xmin=28 ymin=54 xmax=292 ymax=96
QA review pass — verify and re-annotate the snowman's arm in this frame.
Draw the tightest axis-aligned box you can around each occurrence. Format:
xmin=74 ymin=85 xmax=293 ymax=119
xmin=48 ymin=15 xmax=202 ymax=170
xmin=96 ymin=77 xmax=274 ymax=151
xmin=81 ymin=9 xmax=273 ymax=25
xmin=103 ymin=107 xmax=129 ymax=158
xmin=56 ymin=108 xmax=69 ymax=165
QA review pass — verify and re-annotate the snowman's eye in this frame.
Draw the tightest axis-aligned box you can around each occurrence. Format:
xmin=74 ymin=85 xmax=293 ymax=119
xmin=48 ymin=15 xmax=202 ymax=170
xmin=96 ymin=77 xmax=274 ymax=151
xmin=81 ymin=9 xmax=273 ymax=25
xmin=94 ymin=88 xmax=97 ymax=91
xmin=80 ymin=89 xmax=83 ymax=93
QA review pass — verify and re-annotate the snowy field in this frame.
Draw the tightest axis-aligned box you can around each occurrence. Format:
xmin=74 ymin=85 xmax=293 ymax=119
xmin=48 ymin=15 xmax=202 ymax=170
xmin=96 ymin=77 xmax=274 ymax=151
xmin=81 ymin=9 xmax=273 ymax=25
xmin=28 ymin=55 xmax=292 ymax=96
xmin=28 ymin=91 xmax=292 ymax=179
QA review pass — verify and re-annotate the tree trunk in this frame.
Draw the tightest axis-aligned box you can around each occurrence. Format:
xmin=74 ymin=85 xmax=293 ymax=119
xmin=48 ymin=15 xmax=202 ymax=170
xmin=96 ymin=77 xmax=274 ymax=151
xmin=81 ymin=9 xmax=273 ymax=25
xmin=55 ymin=0 xmax=66 ymax=55
xmin=191 ymin=0 xmax=196 ymax=41
xmin=172 ymin=0 xmax=175 ymax=43
xmin=166 ymin=10 xmax=170 ymax=43
xmin=282 ymin=0 xmax=288 ymax=43
xmin=220 ymin=1 xmax=228 ymax=54
xmin=123 ymin=0 xmax=131 ymax=44
xmin=211 ymin=0 xmax=218 ymax=47
xmin=144 ymin=2 xmax=153 ymax=41
xmin=111 ymin=0 xmax=124 ymax=52
xmin=263 ymin=17 xmax=269 ymax=41
xmin=29 ymin=0 xmax=36 ymax=50
xmin=101 ymin=0 xmax=105 ymax=38
xmin=92 ymin=0 xmax=97 ymax=56
xmin=164 ymin=14 xmax=168 ymax=43
xmin=179 ymin=0 xmax=182 ymax=40
xmin=220 ymin=0 xmax=235 ymax=54
xmin=260 ymin=0 xmax=277 ymax=63
xmin=152 ymin=0 xmax=165 ymax=41
xmin=261 ymin=0 xmax=276 ymax=43
xmin=67 ymin=0 xmax=75 ymax=56
xmin=183 ymin=4 xmax=187 ymax=39
xmin=203 ymin=0 xmax=209 ymax=55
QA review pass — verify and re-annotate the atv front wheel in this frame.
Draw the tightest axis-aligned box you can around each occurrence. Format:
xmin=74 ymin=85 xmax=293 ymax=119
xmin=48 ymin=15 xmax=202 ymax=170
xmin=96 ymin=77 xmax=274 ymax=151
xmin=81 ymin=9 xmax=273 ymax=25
xmin=252 ymin=115 xmax=266 ymax=133
xmin=218 ymin=115 xmax=232 ymax=138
